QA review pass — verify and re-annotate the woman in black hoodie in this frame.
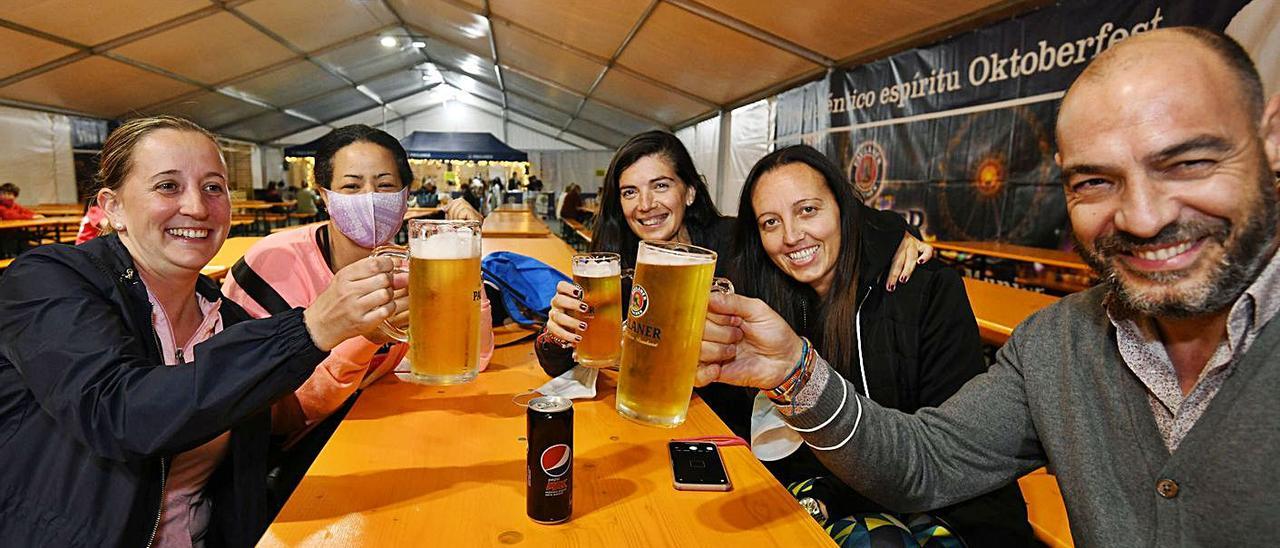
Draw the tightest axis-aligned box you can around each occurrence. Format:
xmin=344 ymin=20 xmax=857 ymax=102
xmin=728 ymin=145 xmax=1032 ymax=547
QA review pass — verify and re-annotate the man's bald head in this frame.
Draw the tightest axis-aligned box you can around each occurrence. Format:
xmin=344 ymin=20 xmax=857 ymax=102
xmin=1063 ymin=28 xmax=1264 ymax=133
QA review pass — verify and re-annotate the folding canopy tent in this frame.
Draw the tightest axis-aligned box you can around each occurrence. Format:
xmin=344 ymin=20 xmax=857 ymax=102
xmin=282 ymin=131 xmax=529 ymax=189
xmin=282 ymin=131 xmax=527 ymax=161
xmin=399 ymin=131 xmax=528 ymax=162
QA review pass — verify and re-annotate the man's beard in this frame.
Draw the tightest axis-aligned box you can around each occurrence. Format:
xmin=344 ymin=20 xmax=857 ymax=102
xmin=1075 ymin=163 xmax=1279 ymax=318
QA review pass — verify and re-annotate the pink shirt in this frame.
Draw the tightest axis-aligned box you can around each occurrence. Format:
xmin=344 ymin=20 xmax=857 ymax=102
xmin=223 ymin=225 xmax=495 ymax=440
xmin=147 ymin=287 xmax=228 ymax=548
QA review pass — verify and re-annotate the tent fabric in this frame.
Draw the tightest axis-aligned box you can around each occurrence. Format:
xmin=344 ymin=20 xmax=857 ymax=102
xmin=283 ymin=130 xmax=531 ymax=162
xmin=399 ymin=131 xmax=528 ymax=162
xmin=0 ymin=0 xmax=1053 ymax=147
xmin=282 ymin=136 xmax=324 ymax=158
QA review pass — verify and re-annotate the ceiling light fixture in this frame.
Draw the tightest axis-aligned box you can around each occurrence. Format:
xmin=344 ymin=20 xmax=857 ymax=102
xmin=411 ymin=40 xmax=427 ymax=48
xmin=379 ymin=36 xmax=398 ymax=48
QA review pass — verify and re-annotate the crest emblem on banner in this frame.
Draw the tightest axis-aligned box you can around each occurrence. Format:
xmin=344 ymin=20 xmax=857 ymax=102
xmin=850 ymin=140 xmax=886 ymax=202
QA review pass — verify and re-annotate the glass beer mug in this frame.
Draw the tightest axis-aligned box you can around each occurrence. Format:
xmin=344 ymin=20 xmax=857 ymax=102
xmin=616 ymin=241 xmax=732 ymax=427
xmin=373 ymin=219 xmax=483 ymax=385
xmin=571 ymin=252 xmax=624 ymax=368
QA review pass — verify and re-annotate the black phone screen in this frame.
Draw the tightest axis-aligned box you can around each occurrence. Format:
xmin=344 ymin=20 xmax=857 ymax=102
xmin=669 ymin=441 xmax=730 ymax=490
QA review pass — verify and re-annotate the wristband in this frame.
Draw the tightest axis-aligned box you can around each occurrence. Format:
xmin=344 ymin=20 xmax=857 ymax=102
xmin=768 ymin=337 xmax=814 ymax=410
xmin=537 ymin=329 xmax=574 ymax=349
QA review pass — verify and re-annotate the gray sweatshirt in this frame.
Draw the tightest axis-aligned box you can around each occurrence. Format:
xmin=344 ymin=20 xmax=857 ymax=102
xmin=785 ymin=286 xmax=1279 ymax=546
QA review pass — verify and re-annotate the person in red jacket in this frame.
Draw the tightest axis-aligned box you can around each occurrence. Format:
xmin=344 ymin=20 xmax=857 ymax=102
xmin=0 ymin=183 xmax=42 ymax=220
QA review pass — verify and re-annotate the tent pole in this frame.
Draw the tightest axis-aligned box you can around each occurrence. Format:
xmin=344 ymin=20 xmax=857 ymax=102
xmin=715 ymin=109 xmax=733 ymax=212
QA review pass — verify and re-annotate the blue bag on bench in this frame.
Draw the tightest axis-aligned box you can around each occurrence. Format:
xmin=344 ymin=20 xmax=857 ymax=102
xmin=481 ymin=251 xmax=571 ymax=328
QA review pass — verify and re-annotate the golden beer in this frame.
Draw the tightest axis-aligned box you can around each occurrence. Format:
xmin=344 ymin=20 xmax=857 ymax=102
xmin=616 ymin=241 xmax=718 ymax=427
xmin=408 ymin=255 xmax=481 ymax=383
xmin=374 ymin=219 xmax=483 ymax=385
xmin=572 ymin=253 xmax=622 ymax=368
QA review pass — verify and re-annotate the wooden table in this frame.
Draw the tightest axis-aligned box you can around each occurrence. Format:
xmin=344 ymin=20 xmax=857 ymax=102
xmin=0 ymin=216 xmax=81 ymax=231
xmin=483 ymin=236 xmax=578 ymax=269
xmin=933 ymin=241 xmax=1090 ymax=271
xmin=200 ymin=236 xmax=262 ymax=282
xmin=261 ymin=235 xmax=834 ymax=548
xmin=0 ymin=216 xmax=82 ymax=255
xmin=31 ymin=203 xmax=84 ymax=216
xmin=405 ymin=207 xmax=442 ymax=220
xmin=482 ymin=211 xmax=551 ymax=238
xmin=497 ymin=202 xmax=532 ymax=212
xmin=962 ymin=278 xmax=1059 ymax=345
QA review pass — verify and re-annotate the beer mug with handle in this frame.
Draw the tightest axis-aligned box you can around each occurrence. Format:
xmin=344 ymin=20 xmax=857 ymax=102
xmin=571 ymin=252 xmax=624 ymax=368
xmin=373 ymin=219 xmax=483 ymax=385
xmin=616 ymin=240 xmax=733 ymax=427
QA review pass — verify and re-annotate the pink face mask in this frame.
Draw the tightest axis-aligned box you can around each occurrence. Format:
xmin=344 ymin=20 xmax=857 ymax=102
xmin=322 ymin=187 xmax=409 ymax=248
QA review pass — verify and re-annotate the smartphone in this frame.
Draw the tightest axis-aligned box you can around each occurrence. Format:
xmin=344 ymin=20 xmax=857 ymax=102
xmin=669 ymin=441 xmax=732 ymax=492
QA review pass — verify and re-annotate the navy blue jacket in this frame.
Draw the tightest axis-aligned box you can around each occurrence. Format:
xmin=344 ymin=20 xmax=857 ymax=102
xmin=0 ymin=235 xmax=327 ymax=547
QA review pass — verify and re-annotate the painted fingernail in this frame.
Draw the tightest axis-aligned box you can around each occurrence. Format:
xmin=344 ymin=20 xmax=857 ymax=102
xmin=918 ymin=257 xmax=927 ymax=264
xmin=574 ymin=335 xmax=582 ymax=342
xmin=887 ymin=283 xmax=895 ymax=292
xmin=579 ymin=322 xmax=587 ymax=330
xmin=899 ymin=274 xmax=907 ymax=283
xmin=572 ymin=288 xmax=582 ymax=298
xmin=579 ymin=303 xmax=589 ymax=312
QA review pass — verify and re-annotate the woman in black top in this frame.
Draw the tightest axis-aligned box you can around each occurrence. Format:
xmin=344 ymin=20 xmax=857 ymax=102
xmin=729 ymin=145 xmax=1032 ymax=547
xmin=534 ymin=131 xmax=932 ymax=439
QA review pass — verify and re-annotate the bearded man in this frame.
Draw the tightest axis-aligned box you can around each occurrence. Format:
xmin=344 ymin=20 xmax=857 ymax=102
xmin=697 ymin=27 xmax=1280 ymax=546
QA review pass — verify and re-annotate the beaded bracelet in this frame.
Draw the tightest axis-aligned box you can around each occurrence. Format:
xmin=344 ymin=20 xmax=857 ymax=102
xmin=767 ymin=337 xmax=815 ymax=412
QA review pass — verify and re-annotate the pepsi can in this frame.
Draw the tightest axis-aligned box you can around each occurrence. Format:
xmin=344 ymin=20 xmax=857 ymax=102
xmin=527 ymin=395 xmax=573 ymax=524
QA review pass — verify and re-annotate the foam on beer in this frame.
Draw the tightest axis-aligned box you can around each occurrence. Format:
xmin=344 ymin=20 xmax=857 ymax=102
xmin=573 ymin=261 xmax=621 ymax=278
xmin=410 ymin=231 xmax=479 ymax=259
xmin=636 ymin=245 xmax=715 ymax=266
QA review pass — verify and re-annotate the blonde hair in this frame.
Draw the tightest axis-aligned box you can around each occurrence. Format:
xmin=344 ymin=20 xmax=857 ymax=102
xmin=96 ymin=115 xmax=220 ymax=192
xmin=96 ymin=116 xmax=221 ymax=236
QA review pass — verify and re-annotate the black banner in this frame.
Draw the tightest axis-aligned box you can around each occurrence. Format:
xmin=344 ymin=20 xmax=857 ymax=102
xmin=813 ymin=0 xmax=1251 ymax=248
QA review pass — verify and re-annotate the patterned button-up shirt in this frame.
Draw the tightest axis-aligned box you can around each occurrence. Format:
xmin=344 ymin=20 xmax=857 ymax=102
xmin=1109 ymin=251 xmax=1280 ymax=452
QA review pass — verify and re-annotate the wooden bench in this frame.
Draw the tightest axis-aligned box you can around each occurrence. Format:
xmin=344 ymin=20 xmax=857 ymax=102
xmin=563 ymin=219 xmax=592 ymax=251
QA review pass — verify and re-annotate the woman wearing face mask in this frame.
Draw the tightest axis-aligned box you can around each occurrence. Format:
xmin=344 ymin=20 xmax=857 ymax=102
xmin=534 ymin=131 xmax=932 ymax=438
xmin=223 ymin=125 xmax=495 ymax=444
xmin=0 ymin=116 xmax=401 ymax=547
xmin=705 ymin=145 xmax=1032 ymax=547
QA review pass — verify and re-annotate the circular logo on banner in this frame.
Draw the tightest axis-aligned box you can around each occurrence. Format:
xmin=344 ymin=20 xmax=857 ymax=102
xmin=540 ymin=444 xmax=572 ymax=477
xmin=629 ymin=284 xmax=649 ymax=318
xmin=974 ymin=157 xmax=1006 ymax=197
xmin=850 ymin=140 xmax=887 ymax=202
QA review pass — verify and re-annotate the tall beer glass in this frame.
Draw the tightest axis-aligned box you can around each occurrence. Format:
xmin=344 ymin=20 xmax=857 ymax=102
xmin=373 ymin=219 xmax=483 ymax=385
xmin=571 ymin=252 xmax=623 ymax=368
xmin=616 ymin=241 xmax=730 ymax=427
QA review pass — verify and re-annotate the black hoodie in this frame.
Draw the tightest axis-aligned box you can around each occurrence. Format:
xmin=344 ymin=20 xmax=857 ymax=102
xmin=0 ymin=235 xmax=326 ymax=547
xmin=762 ymin=202 xmax=1034 ymax=545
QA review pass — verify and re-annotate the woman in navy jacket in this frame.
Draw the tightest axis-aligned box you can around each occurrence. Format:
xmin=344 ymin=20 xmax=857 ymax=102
xmin=0 ymin=116 xmax=399 ymax=547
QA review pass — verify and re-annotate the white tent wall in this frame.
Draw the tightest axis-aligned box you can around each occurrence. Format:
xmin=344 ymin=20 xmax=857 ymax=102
xmin=0 ymin=105 xmax=76 ymax=205
xmin=722 ymin=99 xmax=773 ymax=217
xmin=675 ymin=116 xmax=728 ymax=210
xmin=1228 ymin=0 xmax=1280 ymax=96
xmin=506 ymin=123 xmax=588 ymax=152
xmin=399 ymin=101 xmax=585 ymax=152
xmin=403 ymin=102 xmax=504 ymax=141
xmin=261 ymin=146 xmax=285 ymax=185
xmin=527 ymin=151 xmax=615 ymax=195
xmin=693 ymin=117 xmax=720 ymax=208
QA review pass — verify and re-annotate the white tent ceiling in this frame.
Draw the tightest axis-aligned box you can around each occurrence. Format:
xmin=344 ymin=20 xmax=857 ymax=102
xmin=0 ymin=0 xmax=1045 ymax=148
